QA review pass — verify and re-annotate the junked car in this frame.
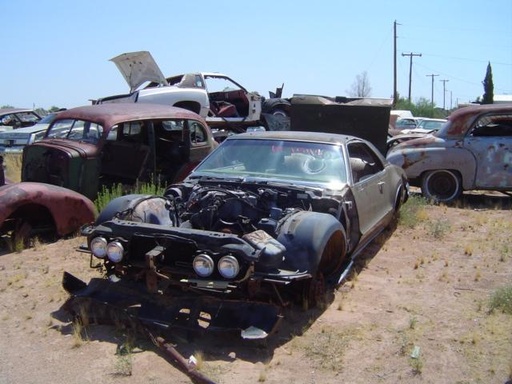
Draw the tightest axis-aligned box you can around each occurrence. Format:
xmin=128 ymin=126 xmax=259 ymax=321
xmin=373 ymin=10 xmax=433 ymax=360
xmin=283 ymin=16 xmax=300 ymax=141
xmin=0 ymin=108 xmax=41 ymax=131
xmin=400 ymin=118 xmax=447 ymax=134
xmin=21 ymin=103 xmax=217 ymax=200
xmin=387 ymin=103 xmax=512 ymax=203
xmin=63 ymin=131 xmax=409 ymax=339
xmin=96 ymin=51 xmax=290 ymax=132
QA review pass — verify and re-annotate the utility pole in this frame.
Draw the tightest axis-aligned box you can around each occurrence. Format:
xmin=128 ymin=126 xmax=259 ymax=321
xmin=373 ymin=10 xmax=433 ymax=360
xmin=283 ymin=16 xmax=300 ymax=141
xmin=393 ymin=21 xmax=399 ymax=106
xmin=426 ymin=74 xmax=439 ymax=108
xmin=440 ymin=79 xmax=449 ymax=110
xmin=402 ymin=52 xmax=422 ymax=102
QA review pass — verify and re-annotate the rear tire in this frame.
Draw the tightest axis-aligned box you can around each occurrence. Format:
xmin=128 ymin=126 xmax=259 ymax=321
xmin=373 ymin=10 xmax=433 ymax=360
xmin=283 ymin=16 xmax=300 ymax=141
xmin=302 ymin=272 xmax=326 ymax=310
xmin=421 ymin=170 xmax=461 ymax=203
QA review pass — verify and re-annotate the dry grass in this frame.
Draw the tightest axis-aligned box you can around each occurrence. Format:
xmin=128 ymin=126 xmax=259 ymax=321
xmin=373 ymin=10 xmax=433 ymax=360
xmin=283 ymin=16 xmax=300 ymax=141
xmin=3 ymin=153 xmax=22 ymax=183
xmin=0 ymin=192 xmax=510 ymax=384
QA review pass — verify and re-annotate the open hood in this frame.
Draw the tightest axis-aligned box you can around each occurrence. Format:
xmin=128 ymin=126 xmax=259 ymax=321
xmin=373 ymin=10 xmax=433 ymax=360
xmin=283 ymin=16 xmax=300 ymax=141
xmin=110 ymin=51 xmax=168 ymax=92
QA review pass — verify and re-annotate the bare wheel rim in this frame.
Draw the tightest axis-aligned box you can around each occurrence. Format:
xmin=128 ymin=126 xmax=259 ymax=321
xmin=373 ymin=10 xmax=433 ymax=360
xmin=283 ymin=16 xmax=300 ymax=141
xmin=424 ymin=170 xmax=460 ymax=202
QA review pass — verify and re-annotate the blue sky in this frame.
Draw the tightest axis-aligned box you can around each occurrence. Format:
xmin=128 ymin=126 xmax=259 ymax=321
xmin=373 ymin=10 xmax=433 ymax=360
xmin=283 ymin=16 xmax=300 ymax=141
xmin=1 ymin=0 xmax=511 ymax=110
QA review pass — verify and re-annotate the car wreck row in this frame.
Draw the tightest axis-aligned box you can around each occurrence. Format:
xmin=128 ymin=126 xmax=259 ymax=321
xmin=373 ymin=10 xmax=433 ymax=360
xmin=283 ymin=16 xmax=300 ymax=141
xmin=2 ymin=52 xmax=511 ymax=370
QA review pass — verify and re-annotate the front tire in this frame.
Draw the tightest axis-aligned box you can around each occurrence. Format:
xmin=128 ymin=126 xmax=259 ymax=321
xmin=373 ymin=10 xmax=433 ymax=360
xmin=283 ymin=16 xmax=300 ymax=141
xmin=421 ymin=170 xmax=462 ymax=203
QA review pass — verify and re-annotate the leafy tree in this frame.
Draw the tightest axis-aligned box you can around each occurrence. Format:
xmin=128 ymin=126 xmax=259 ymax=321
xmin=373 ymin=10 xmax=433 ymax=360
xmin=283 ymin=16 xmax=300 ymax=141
xmin=347 ymin=71 xmax=372 ymax=97
xmin=481 ymin=62 xmax=494 ymax=104
xmin=394 ymin=97 xmax=446 ymax=118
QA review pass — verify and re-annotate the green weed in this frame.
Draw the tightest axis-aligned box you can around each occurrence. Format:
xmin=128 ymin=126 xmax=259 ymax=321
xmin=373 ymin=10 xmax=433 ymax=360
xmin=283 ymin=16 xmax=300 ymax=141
xmin=94 ymin=180 xmax=166 ymax=212
xmin=488 ymin=285 xmax=512 ymax=314
xmin=398 ymin=195 xmax=429 ymax=229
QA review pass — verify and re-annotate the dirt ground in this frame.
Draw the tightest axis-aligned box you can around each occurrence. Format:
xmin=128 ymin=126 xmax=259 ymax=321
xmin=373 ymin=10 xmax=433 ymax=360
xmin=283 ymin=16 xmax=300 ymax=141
xmin=0 ymin=191 xmax=511 ymax=384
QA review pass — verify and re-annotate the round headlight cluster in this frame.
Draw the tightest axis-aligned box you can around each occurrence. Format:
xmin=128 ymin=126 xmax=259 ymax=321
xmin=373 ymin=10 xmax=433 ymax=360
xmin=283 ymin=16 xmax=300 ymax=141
xmin=193 ymin=254 xmax=215 ymax=277
xmin=106 ymin=241 xmax=124 ymax=263
xmin=192 ymin=254 xmax=240 ymax=279
xmin=218 ymin=255 xmax=240 ymax=279
xmin=90 ymin=237 xmax=124 ymax=263
xmin=90 ymin=237 xmax=108 ymax=258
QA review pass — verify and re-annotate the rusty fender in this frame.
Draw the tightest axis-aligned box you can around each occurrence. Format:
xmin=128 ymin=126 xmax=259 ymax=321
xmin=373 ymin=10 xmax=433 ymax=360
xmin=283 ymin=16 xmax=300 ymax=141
xmin=0 ymin=182 xmax=96 ymax=236
xmin=62 ymin=272 xmax=283 ymax=339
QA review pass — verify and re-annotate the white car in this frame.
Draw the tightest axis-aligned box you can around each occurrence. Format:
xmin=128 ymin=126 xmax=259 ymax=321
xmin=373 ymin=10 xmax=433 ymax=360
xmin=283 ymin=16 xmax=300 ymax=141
xmin=0 ymin=108 xmax=41 ymax=132
xmin=401 ymin=118 xmax=447 ymax=134
xmin=96 ymin=51 xmax=290 ymax=132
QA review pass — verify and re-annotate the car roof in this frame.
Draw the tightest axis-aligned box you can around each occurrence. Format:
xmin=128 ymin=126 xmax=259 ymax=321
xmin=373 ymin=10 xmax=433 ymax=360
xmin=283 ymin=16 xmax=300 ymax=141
xmin=0 ymin=108 xmax=37 ymax=115
xmin=449 ymin=103 xmax=512 ymax=120
xmin=54 ymin=103 xmax=206 ymax=128
xmin=418 ymin=118 xmax=446 ymax=122
xmin=228 ymin=130 xmax=360 ymax=145
xmin=442 ymin=103 xmax=512 ymax=136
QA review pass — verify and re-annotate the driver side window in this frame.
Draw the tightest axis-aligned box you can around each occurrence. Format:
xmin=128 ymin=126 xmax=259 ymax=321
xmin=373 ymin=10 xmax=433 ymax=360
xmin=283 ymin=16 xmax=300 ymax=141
xmin=470 ymin=114 xmax=512 ymax=137
xmin=348 ymin=142 xmax=384 ymax=183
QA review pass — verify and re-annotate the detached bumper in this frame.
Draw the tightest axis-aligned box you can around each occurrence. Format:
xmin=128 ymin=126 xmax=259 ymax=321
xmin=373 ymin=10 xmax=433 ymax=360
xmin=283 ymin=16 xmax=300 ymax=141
xmin=62 ymin=272 xmax=283 ymax=339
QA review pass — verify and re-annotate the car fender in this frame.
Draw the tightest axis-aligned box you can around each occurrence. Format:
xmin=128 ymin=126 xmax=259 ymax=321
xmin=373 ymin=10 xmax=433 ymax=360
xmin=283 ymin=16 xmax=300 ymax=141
xmin=388 ymin=145 xmax=477 ymax=189
xmin=276 ymin=211 xmax=346 ymax=275
xmin=94 ymin=194 xmax=173 ymax=226
xmin=137 ymin=87 xmax=209 ymax=118
xmin=0 ymin=182 xmax=97 ymax=237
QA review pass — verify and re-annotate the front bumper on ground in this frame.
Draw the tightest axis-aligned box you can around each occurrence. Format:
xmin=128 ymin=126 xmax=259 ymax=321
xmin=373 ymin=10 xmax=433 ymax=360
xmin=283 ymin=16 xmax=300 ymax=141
xmin=62 ymin=271 xmax=283 ymax=339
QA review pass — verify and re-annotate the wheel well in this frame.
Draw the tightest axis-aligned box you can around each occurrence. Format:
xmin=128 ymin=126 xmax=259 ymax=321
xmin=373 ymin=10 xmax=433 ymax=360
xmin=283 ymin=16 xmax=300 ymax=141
xmin=317 ymin=229 xmax=347 ymax=278
xmin=2 ymin=204 xmax=56 ymax=234
xmin=173 ymin=101 xmax=201 ymax=114
xmin=420 ymin=169 xmax=463 ymax=190
xmin=421 ymin=168 xmax=462 ymax=180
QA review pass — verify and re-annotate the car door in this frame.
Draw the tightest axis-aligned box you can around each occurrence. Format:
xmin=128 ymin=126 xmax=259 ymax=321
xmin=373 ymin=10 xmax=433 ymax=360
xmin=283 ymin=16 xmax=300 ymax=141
xmin=348 ymin=142 xmax=394 ymax=237
xmin=101 ymin=121 xmax=151 ymax=181
xmin=463 ymin=113 xmax=512 ymax=189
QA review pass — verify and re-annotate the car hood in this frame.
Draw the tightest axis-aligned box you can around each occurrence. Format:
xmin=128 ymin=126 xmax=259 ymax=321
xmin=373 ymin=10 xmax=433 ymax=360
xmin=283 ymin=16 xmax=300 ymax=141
xmin=110 ymin=51 xmax=168 ymax=92
xmin=185 ymin=174 xmax=349 ymax=199
xmin=26 ymin=139 xmax=98 ymax=158
xmin=0 ymin=126 xmax=46 ymax=139
xmin=388 ymin=134 xmax=447 ymax=154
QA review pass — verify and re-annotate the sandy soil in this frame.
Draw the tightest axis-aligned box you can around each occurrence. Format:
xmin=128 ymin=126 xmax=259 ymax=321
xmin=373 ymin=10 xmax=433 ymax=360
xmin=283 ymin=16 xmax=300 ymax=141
xmin=0 ymin=192 xmax=511 ymax=384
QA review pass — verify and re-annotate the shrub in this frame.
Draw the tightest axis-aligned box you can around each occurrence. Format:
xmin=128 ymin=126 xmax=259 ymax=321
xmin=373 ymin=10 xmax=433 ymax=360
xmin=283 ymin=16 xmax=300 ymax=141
xmin=94 ymin=180 xmax=166 ymax=212
xmin=398 ymin=195 xmax=429 ymax=229
xmin=489 ymin=285 xmax=512 ymax=314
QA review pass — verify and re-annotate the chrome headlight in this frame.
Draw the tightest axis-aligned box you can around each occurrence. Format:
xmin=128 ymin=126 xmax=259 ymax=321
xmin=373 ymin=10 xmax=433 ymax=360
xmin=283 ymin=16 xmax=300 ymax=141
xmin=106 ymin=241 xmax=124 ymax=263
xmin=90 ymin=237 xmax=108 ymax=258
xmin=218 ymin=255 xmax=240 ymax=279
xmin=193 ymin=254 xmax=214 ymax=277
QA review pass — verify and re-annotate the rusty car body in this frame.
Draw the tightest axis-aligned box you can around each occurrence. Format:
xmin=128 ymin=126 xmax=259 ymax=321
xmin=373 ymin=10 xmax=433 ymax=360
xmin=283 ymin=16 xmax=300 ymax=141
xmin=0 ymin=182 xmax=96 ymax=245
xmin=63 ymin=130 xmax=408 ymax=339
xmin=387 ymin=103 xmax=512 ymax=202
xmin=21 ymin=103 xmax=217 ymax=200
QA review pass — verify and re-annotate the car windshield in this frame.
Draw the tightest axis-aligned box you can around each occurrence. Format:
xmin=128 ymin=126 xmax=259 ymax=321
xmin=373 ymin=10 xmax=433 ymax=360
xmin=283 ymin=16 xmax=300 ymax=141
xmin=418 ymin=120 xmax=446 ymax=131
xmin=38 ymin=113 xmax=57 ymax=124
xmin=46 ymin=119 xmax=104 ymax=144
xmin=193 ymin=138 xmax=348 ymax=186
